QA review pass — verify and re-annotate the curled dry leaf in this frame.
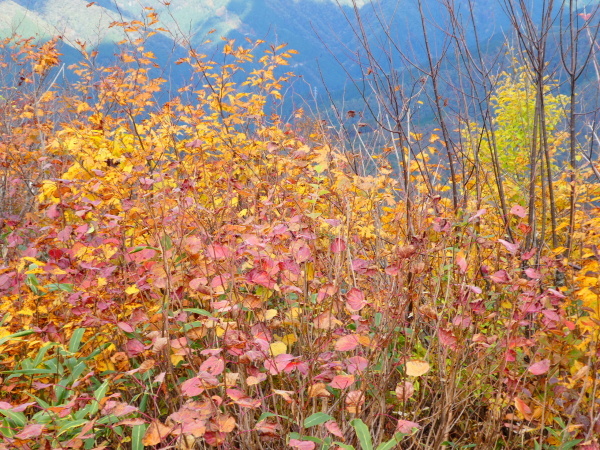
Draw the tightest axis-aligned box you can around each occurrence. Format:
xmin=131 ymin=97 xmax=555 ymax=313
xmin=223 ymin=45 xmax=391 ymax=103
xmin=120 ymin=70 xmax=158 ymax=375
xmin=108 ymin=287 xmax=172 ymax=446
xmin=345 ymin=390 xmax=365 ymax=414
xmin=405 ymin=360 xmax=430 ymax=377
xmin=313 ymin=311 xmax=341 ymax=330
xmin=142 ymin=419 xmax=171 ymax=446
xmin=212 ymin=414 xmax=236 ymax=433
xmin=395 ymin=381 xmax=415 ymax=402
xmin=308 ymin=382 xmax=331 ymax=398
xmin=514 ymin=397 xmax=532 ymax=421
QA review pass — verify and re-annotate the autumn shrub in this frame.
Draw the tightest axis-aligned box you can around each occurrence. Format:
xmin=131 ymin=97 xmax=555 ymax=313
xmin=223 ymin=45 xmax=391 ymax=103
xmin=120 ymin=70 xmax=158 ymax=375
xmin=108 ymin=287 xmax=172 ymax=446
xmin=0 ymin=11 xmax=599 ymax=450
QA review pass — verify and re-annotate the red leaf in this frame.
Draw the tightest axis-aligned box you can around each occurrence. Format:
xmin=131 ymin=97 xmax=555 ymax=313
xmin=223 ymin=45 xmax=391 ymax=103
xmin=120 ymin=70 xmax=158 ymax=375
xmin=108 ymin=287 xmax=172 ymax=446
xmin=528 ymin=359 xmax=550 ymax=375
xmin=396 ymin=419 xmax=420 ymax=434
xmin=189 ymin=277 xmax=208 ymax=290
xmin=181 ymin=377 xmax=205 ymax=397
xmin=264 ymin=354 xmax=295 ymax=375
xmin=345 ymin=356 xmax=368 ymax=373
xmin=395 ymin=381 xmax=414 ymax=402
xmin=101 ymin=401 xmax=138 ymax=417
xmin=438 ymin=328 xmax=458 ymax=350
xmin=325 ymin=420 xmax=344 ymax=438
xmin=226 ymin=389 xmax=261 ymax=408
xmin=329 ymin=374 xmax=355 ymax=389
xmin=330 ymin=238 xmax=346 ymax=254
xmin=456 ymin=255 xmax=467 ymax=274
xmin=346 ymin=288 xmax=366 ymax=311
xmin=15 ymin=423 xmax=45 ymax=439
xmin=292 ymin=243 xmax=312 ymax=263
xmin=468 ymin=208 xmax=487 ymax=222
xmin=200 ymin=356 xmax=224 ymax=376
xmin=124 ymin=339 xmax=145 ymax=358
xmin=184 ymin=236 xmax=204 ymax=255
xmin=510 ymin=205 xmax=527 ymax=218
xmin=334 ymin=334 xmax=360 ymax=352
xmin=489 ymin=270 xmax=510 ymax=284
xmin=521 ymin=248 xmax=537 ymax=260
xmin=247 ymin=269 xmax=277 ymax=289
xmin=498 ymin=239 xmax=519 ymax=255
xmin=117 ymin=321 xmax=134 ymax=333
xmin=524 ymin=268 xmax=541 ymax=279
xmin=289 ymin=439 xmax=316 ymax=450
xmin=345 ymin=390 xmax=365 ymax=413
xmin=206 ymin=244 xmax=230 ymax=260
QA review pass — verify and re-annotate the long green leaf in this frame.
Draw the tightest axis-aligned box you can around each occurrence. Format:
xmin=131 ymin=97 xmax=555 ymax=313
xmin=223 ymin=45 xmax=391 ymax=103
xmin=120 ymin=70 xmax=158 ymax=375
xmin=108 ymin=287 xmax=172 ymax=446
xmin=376 ymin=432 xmax=406 ymax=450
xmin=333 ymin=443 xmax=355 ymax=450
xmin=68 ymin=328 xmax=86 ymax=353
xmin=88 ymin=380 xmax=109 ymax=417
xmin=304 ymin=412 xmax=334 ymax=428
xmin=350 ymin=418 xmax=373 ymax=450
xmin=57 ymin=418 xmax=87 ymax=436
xmin=0 ymin=409 xmax=26 ymax=427
xmin=32 ymin=342 xmax=58 ymax=368
xmin=0 ymin=329 xmax=35 ymax=347
xmin=132 ymin=423 xmax=146 ymax=450
xmin=183 ymin=308 xmax=213 ymax=317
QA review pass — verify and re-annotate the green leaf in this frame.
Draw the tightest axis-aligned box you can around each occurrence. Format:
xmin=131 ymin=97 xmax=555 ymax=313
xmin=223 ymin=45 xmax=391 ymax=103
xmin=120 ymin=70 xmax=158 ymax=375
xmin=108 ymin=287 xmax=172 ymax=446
xmin=57 ymin=418 xmax=87 ymax=436
xmin=258 ymin=412 xmax=291 ymax=422
xmin=333 ymin=443 xmax=355 ymax=450
xmin=181 ymin=320 xmax=207 ymax=331
xmin=87 ymin=380 xmax=109 ymax=417
xmin=376 ymin=433 xmax=406 ymax=450
xmin=183 ymin=308 xmax=213 ymax=317
xmin=561 ymin=440 xmax=583 ymax=450
xmin=0 ymin=329 xmax=36 ymax=347
xmin=32 ymin=342 xmax=58 ymax=368
xmin=350 ymin=418 xmax=373 ymax=450
xmin=6 ymin=368 xmax=56 ymax=375
xmin=68 ymin=328 xmax=86 ymax=353
xmin=304 ymin=412 xmax=334 ymax=428
xmin=0 ymin=409 xmax=27 ymax=427
xmin=132 ymin=424 xmax=146 ymax=450
xmin=129 ymin=246 xmax=160 ymax=254
xmin=47 ymin=283 xmax=74 ymax=292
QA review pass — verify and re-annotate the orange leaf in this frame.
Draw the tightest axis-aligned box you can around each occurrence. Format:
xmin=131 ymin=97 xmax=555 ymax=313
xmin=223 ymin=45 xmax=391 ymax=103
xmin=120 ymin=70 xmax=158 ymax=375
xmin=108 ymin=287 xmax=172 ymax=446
xmin=405 ymin=360 xmax=430 ymax=377
xmin=142 ymin=420 xmax=171 ymax=446
xmin=514 ymin=397 xmax=532 ymax=420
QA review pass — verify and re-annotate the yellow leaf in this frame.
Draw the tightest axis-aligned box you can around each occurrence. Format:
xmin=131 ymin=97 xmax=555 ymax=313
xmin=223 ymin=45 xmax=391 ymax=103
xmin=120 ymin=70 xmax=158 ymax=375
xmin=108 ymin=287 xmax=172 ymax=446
xmin=264 ymin=309 xmax=277 ymax=320
xmin=405 ymin=360 xmax=430 ymax=377
xmin=125 ymin=285 xmax=140 ymax=295
xmin=282 ymin=333 xmax=297 ymax=346
xmin=269 ymin=341 xmax=287 ymax=357
xmin=170 ymin=354 xmax=184 ymax=366
xmin=18 ymin=307 xmax=35 ymax=316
